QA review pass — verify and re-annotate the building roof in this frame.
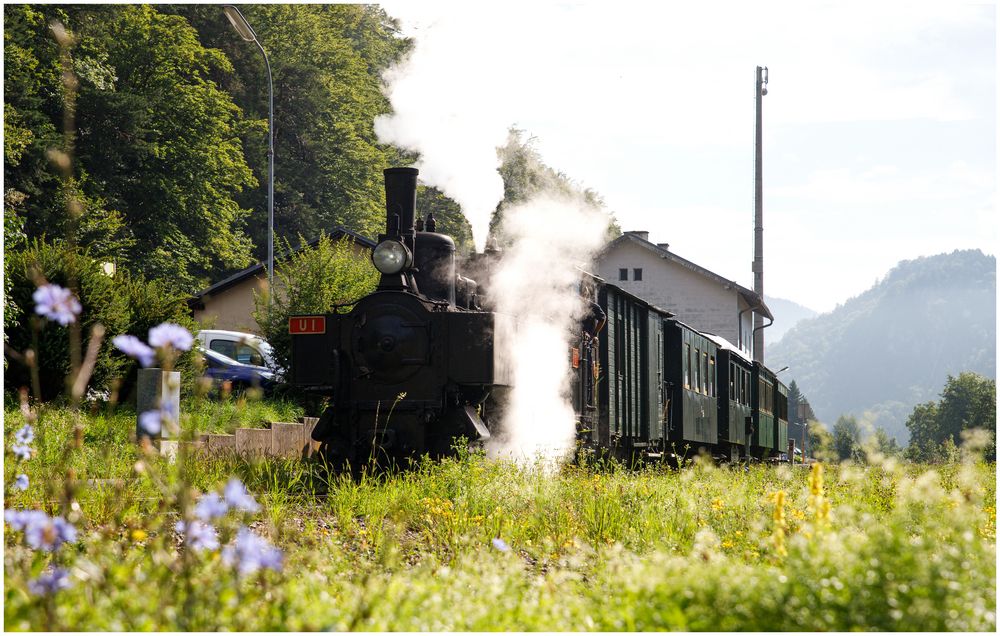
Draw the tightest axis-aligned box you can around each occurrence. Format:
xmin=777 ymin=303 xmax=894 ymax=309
xmin=189 ymin=226 xmax=375 ymax=308
xmin=600 ymin=232 xmax=773 ymax=321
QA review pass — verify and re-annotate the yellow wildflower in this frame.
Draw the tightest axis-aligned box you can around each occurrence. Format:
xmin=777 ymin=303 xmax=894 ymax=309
xmin=711 ymin=498 xmax=724 ymax=511
xmin=130 ymin=529 xmax=148 ymax=542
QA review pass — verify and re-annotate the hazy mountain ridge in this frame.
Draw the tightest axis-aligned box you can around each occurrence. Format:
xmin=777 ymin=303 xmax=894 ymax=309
xmin=765 ymin=296 xmax=819 ymax=344
xmin=768 ymin=249 xmax=996 ymax=444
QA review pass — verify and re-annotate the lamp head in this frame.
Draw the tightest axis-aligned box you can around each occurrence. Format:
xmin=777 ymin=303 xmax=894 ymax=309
xmin=223 ymin=6 xmax=256 ymax=42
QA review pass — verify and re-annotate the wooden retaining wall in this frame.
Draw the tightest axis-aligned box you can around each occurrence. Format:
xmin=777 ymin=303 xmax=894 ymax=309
xmin=160 ymin=416 xmax=321 ymax=460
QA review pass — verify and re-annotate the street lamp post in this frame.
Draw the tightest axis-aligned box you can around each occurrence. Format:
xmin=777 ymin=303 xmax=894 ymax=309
xmin=223 ymin=5 xmax=274 ymax=292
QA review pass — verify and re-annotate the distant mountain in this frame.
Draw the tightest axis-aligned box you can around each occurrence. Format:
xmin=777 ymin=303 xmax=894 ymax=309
xmin=765 ymin=296 xmax=819 ymax=344
xmin=768 ymin=249 xmax=996 ymax=445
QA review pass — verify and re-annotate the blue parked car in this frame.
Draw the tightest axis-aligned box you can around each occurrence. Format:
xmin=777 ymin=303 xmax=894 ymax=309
xmin=199 ymin=346 xmax=278 ymax=394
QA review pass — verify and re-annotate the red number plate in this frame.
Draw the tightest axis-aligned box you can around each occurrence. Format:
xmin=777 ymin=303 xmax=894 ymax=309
xmin=289 ymin=316 xmax=326 ymax=335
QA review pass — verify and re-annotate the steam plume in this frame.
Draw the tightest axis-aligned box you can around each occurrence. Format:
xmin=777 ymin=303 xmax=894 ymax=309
xmin=487 ymin=192 xmax=609 ymax=463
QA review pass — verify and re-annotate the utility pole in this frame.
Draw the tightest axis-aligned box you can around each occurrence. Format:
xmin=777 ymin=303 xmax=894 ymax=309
xmin=753 ymin=65 xmax=768 ymax=363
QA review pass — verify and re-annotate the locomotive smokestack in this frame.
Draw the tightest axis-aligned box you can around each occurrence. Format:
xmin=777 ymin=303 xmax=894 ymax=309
xmin=384 ymin=167 xmax=419 ymax=236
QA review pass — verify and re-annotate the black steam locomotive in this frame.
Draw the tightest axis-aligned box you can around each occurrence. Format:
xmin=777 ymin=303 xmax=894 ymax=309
xmin=289 ymin=167 xmax=789 ymax=467
xmin=289 ymin=168 xmax=514 ymax=466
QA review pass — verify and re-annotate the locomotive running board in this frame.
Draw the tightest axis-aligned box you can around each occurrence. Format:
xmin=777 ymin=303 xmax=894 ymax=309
xmin=462 ymin=405 xmax=492 ymax=441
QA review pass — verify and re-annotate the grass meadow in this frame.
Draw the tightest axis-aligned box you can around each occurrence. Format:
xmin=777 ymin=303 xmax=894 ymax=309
xmin=3 ymin=400 xmax=996 ymax=631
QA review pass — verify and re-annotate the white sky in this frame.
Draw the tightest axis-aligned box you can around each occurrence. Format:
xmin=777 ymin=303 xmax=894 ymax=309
xmin=378 ymin=2 xmax=996 ymax=312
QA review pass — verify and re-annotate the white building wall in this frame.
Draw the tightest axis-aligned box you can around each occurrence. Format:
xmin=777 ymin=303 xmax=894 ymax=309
xmin=596 ymin=241 xmax=755 ymax=356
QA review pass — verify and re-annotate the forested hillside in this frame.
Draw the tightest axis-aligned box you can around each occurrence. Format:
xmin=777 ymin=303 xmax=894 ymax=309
xmin=768 ymin=249 xmax=996 ymax=444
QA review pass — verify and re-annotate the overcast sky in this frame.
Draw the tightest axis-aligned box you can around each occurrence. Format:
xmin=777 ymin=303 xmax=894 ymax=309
xmin=377 ymin=2 xmax=996 ymax=313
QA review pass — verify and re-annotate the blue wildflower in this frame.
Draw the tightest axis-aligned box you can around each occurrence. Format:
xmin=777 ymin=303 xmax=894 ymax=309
xmin=113 ymin=334 xmax=156 ymax=367
xmin=222 ymin=526 xmax=283 ymax=576
xmin=138 ymin=410 xmax=162 ymax=436
xmin=175 ymin=520 xmax=220 ymax=552
xmin=14 ymin=474 xmax=29 ymax=491
xmin=194 ymin=492 xmax=229 ymax=521
xmin=148 ymin=322 xmax=193 ymax=352
xmin=28 ymin=567 xmax=72 ymax=596
xmin=491 ymin=537 xmax=511 ymax=552
xmin=24 ymin=514 xmax=77 ymax=552
xmin=223 ymin=478 xmax=260 ymax=514
xmin=4 ymin=509 xmax=48 ymax=531
xmin=15 ymin=424 xmax=34 ymax=445
xmin=11 ymin=443 xmax=32 ymax=460
xmin=33 ymin=284 xmax=81 ymax=325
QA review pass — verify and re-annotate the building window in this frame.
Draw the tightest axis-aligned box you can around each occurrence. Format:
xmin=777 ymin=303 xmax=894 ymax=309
xmin=619 ymin=268 xmax=628 ymax=281
xmin=633 ymin=268 xmax=643 ymax=281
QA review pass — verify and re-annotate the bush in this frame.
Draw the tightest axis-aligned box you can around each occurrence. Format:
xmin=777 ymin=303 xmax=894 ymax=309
xmin=253 ymin=235 xmax=378 ymax=373
xmin=4 ymin=239 xmax=131 ymax=399
xmin=4 ymin=239 xmax=199 ymax=400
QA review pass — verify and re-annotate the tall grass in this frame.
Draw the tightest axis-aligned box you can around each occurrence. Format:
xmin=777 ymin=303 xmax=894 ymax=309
xmin=5 ymin=404 xmax=995 ymax=630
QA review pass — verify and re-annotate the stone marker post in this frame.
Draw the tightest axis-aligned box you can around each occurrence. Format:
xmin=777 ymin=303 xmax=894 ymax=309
xmin=137 ymin=368 xmax=180 ymax=442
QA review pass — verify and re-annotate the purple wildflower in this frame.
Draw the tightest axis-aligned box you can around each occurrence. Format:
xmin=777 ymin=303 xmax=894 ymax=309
xmin=28 ymin=567 xmax=72 ymax=596
xmin=14 ymin=474 xmax=29 ymax=491
xmin=11 ymin=443 xmax=32 ymax=460
xmin=15 ymin=424 xmax=34 ymax=445
xmin=194 ymin=492 xmax=229 ymax=521
xmin=33 ymin=284 xmax=82 ymax=325
xmin=491 ymin=537 xmax=511 ymax=552
xmin=148 ymin=322 xmax=193 ymax=351
xmin=175 ymin=520 xmax=220 ymax=552
xmin=113 ymin=334 xmax=156 ymax=367
xmin=222 ymin=526 xmax=283 ymax=576
xmin=138 ymin=410 xmax=162 ymax=436
xmin=24 ymin=515 xmax=77 ymax=552
xmin=223 ymin=478 xmax=260 ymax=514
xmin=4 ymin=509 xmax=48 ymax=531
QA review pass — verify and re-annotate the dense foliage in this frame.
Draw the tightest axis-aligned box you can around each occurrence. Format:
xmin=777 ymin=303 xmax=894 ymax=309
xmin=3 ymin=401 xmax=995 ymax=630
xmin=769 ymin=249 xmax=996 ymax=444
xmin=5 ymin=5 xmax=258 ymax=291
xmin=4 ymin=241 xmax=199 ymax=401
xmin=905 ymin=372 xmax=996 ymax=462
xmin=491 ymin=128 xmax=621 ymax=244
xmin=251 ymin=235 xmax=379 ymax=374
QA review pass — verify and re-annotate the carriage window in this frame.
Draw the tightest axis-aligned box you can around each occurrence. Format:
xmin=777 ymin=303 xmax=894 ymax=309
xmin=619 ymin=268 xmax=628 ymax=281
xmin=708 ymin=355 xmax=715 ymax=397
xmin=683 ymin=343 xmax=690 ymax=389
xmin=633 ymin=268 xmax=643 ymax=281
xmin=694 ymin=348 xmax=701 ymax=393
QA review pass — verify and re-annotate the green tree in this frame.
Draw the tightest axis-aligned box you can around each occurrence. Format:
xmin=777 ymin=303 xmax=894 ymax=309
xmin=172 ymin=4 xmax=411 ymax=257
xmin=868 ymin=427 xmax=900 ymax=457
xmin=904 ymin=373 xmax=995 ymax=462
xmin=787 ymin=379 xmax=803 ymax=423
xmin=416 ymin=185 xmax=474 ymax=254
xmin=832 ymin=415 xmax=862 ymax=461
xmin=936 ymin=372 xmax=996 ymax=445
xmin=806 ymin=419 xmax=835 ymax=462
xmin=491 ymin=128 xmax=621 ymax=244
xmin=252 ymin=235 xmax=379 ymax=374
xmin=5 ymin=5 xmax=258 ymax=291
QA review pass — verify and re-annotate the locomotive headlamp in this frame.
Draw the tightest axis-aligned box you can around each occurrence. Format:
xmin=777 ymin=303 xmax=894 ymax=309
xmin=372 ymin=240 xmax=412 ymax=274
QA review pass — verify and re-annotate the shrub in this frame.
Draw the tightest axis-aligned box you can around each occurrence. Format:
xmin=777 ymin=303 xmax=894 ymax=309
xmin=4 ymin=239 xmax=200 ymax=400
xmin=4 ymin=239 xmax=131 ymax=399
xmin=253 ymin=234 xmax=378 ymax=373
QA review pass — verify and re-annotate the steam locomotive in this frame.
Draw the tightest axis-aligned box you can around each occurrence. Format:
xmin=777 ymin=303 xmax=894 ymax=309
xmin=289 ymin=167 xmax=789 ymax=467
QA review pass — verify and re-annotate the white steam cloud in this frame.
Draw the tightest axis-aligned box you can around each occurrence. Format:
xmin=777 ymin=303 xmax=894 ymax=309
xmin=487 ymin=193 xmax=609 ymax=464
xmin=375 ymin=4 xmax=611 ymax=464
xmin=374 ymin=9 xmax=512 ymax=251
